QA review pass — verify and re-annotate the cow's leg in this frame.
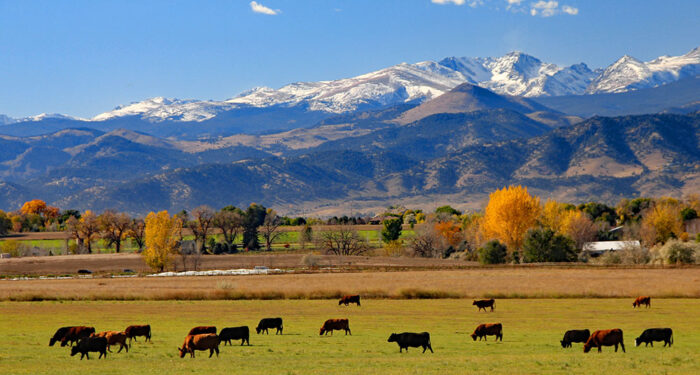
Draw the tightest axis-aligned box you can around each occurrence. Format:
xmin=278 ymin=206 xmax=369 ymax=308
xmin=614 ymin=344 xmax=618 ymax=352
xmin=209 ymin=349 xmax=214 ymax=358
xmin=85 ymin=352 xmax=90 ymax=360
xmin=422 ymin=346 xmax=427 ymax=353
xmin=620 ymin=341 xmax=625 ymax=353
xmin=650 ymin=342 xmax=653 ymax=347
xmin=597 ymin=345 xmax=602 ymax=353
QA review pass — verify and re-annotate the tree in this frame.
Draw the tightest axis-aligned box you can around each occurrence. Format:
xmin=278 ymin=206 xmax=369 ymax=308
xmin=143 ymin=211 xmax=182 ymax=272
xmin=187 ymin=206 xmax=215 ymax=253
xmin=20 ymin=199 xmax=47 ymax=215
xmin=213 ymin=207 xmax=243 ymax=246
xmin=127 ymin=218 xmax=146 ymax=252
xmin=381 ymin=218 xmax=402 ymax=243
xmin=577 ymin=202 xmax=618 ymax=226
xmin=316 ymin=225 xmax=370 ymax=255
xmin=66 ymin=210 xmax=99 ymax=254
xmin=680 ymin=207 xmax=698 ymax=222
xmin=434 ymin=220 xmax=462 ymax=247
xmin=560 ymin=210 xmax=597 ymax=250
xmin=242 ymin=203 xmax=266 ymax=250
xmin=0 ymin=210 xmax=11 ymax=236
xmin=481 ymin=185 xmax=541 ymax=254
xmin=435 ymin=205 xmax=461 ymax=216
xmin=408 ymin=225 xmax=444 ymax=258
xmin=65 ymin=216 xmax=83 ymax=251
xmin=540 ymin=199 xmax=575 ymax=232
xmin=260 ymin=209 xmax=283 ymax=251
xmin=522 ymin=228 xmax=576 ymax=263
xmin=99 ymin=210 xmax=131 ymax=253
xmin=478 ymin=240 xmax=507 ymax=265
xmin=640 ymin=200 xmax=683 ymax=245
xmin=299 ymin=224 xmax=313 ymax=249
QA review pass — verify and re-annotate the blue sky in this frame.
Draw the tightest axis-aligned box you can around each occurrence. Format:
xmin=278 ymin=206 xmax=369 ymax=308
xmin=0 ymin=0 xmax=698 ymax=118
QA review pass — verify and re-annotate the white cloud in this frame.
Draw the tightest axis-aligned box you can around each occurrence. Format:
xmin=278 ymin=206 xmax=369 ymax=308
xmin=507 ymin=0 xmax=523 ymax=4
xmin=562 ymin=5 xmax=578 ymax=15
xmin=250 ymin=1 xmax=279 ymax=15
xmin=431 ymin=0 xmax=466 ymax=4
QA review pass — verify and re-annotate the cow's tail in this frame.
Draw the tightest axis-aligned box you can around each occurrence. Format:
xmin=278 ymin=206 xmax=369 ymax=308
xmin=670 ymin=332 xmax=673 ymax=345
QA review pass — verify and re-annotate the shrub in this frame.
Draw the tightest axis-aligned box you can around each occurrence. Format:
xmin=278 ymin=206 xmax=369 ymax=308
xmin=659 ymin=240 xmax=697 ymax=264
xmin=300 ymin=253 xmax=321 ymax=268
xmin=383 ymin=240 xmax=404 ymax=257
xmin=522 ymin=228 xmax=577 ymax=263
xmin=478 ymin=240 xmax=507 ymax=264
xmin=617 ymin=243 xmax=651 ymax=264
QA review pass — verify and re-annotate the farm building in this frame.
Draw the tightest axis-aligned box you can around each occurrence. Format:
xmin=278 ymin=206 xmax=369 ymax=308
xmin=582 ymin=241 xmax=641 ymax=256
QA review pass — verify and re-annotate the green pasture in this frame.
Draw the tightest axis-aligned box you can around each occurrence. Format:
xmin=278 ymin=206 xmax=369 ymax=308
xmin=0 ymin=299 xmax=698 ymax=374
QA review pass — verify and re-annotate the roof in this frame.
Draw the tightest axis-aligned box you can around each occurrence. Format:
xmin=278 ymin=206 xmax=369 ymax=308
xmin=582 ymin=241 xmax=641 ymax=252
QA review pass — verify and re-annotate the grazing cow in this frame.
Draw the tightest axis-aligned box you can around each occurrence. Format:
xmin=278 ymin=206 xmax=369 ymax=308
xmin=49 ymin=326 xmax=72 ymax=346
xmin=61 ymin=326 xmax=96 ymax=347
xmin=219 ymin=326 xmax=250 ymax=346
xmin=319 ymin=319 xmax=351 ymax=336
xmin=256 ymin=318 xmax=283 ymax=335
xmin=471 ymin=323 xmax=503 ymax=341
xmin=188 ymin=326 xmax=216 ymax=336
xmin=561 ymin=329 xmax=590 ymax=348
xmin=125 ymin=325 xmax=151 ymax=347
xmin=387 ymin=332 xmax=433 ymax=353
xmin=70 ymin=337 xmax=108 ymax=360
xmin=633 ymin=296 xmax=651 ymax=308
xmin=92 ymin=331 xmax=129 ymax=353
xmin=635 ymin=328 xmax=673 ymax=347
xmin=473 ymin=299 xmax=495 ymax=312
xmin=178 ymin=334 xmax=220 ymax=358
xmin=583 ymin=329 xmax=625 ymax=353
xmin=338 ymin=295 xmax=361 ymax=306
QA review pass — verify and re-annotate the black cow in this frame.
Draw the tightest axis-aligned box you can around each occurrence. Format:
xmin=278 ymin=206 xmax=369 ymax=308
xmin=473 ymin=299 xmax=495 ymax=312
xmin=220 ymin=326 xmax=250 ymax=346
xmin=387 ymin=332 xmax=433 ymax=353
xmin=338 ymin=295 xmax=361 ymax=306
xmin=70 ymin=337 xmax=108 ymax=360
xmin=561 ymin=329 xmax=590 ymax=348
xmin=635 ymin=328 xmax=673 ymax=347
xmin=256 ymin=318 xmax=283 ymax=335
xmin=49 ymin=326 xmax=72 ymax=346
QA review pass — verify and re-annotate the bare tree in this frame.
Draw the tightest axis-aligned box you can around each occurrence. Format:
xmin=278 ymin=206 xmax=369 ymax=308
xmin=99 ymin=210 xmax=131 ymax=253
xmin=408 ymin=225 xmax=445 ymax=258
xmin=187 ymin=206 xmax=215 ymax=253
xmin=66 ymin=211 xmax=100 ymax=253
xmin=127 ymin=218 xmax=146 ymax=252
xmin=564 ymin=214 xmax=598 ymax=250
xmin=213 ymin=208 xmax=243 ymax=246
xmin=65 ymin=216 xmax=84 ymax=252
xmin=315 ymin=225 xmax=370 ymax=255
xmin=260 ymin=209 xmax=283 ymax=251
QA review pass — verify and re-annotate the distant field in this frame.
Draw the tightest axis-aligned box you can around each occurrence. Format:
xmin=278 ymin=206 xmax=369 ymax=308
xmin=2 ymin=267 xmax=699 ymax=300
xmin=0 ymin=299 xmax=698 ymax=375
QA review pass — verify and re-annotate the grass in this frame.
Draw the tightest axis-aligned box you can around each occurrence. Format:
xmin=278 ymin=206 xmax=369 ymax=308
xmin=2 ymin=268 xmax=699 ymax=301
xmin=0 ymin=299 xmax=698 ymax=374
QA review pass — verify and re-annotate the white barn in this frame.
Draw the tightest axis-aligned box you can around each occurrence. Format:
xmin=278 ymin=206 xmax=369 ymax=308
xmin=582 ymin=241 xmax=641 ymax=256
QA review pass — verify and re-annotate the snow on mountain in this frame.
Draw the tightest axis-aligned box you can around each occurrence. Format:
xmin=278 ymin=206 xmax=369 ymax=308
xmin=87 ymin=46 xmax=700 ymax=123
xmin=587 ymin=47 xmax=700 ymax=93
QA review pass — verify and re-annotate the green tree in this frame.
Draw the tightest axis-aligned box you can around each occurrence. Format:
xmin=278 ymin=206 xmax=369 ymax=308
xmin=242 ymin=203 xmax=266 ymax=250
xmin=680 ymin=207 xmax=698 ymax=222
xmin=381 ymin=218 xmax=402 ymax=243
xmin=522 ymin=228 xmax=577 ymax=263
xmin=478 ymin=240 xmax=508 ymax=265
xmin=435 ymin=205 xmax=461 ymax=216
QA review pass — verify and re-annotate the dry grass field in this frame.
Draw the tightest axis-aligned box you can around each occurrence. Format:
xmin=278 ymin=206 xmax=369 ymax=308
xmin=2 ymin=267 xmax=699 ymax=301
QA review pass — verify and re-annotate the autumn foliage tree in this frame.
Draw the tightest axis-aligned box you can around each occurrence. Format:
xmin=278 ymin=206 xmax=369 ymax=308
xmin=143 ymin=211 xmax=182 ymax=272
xmin=481 ymin=185 xmax=541 ymax=256
xmin=640 ymin=199 xmax=684 ymax=245
xmin=99 ymin=210 xmax=131 ymax=253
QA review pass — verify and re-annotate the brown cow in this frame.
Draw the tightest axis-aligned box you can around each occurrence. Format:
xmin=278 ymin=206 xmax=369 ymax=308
xmin=471 ymin=323 xmax=503 ymax=341
xmin=188 ymin=326 xmax=216 ymax=336
xmin=338 ymin=295 xmax=361 ymax=306
xmin=319 ymin=319 xmax=351 ymax=336
xmin=178 ymin=334 xmax=220 ymax=358
xmin=473 ymin=299 xmax=495 ymax=312
xmin=91 ymin=331 xmax=129 ymax=353
xmin=583 ymin=329 xmax=625 ymax=353
xmin=125 ymin=325 xmax=151 ymax=347
xmin=61 ymin=326 xmax=96 ymax=347
xmin=633 ymin=296 xmax=651 ymax=308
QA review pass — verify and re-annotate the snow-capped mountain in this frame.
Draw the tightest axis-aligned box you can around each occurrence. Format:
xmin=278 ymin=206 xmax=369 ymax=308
xmin=587 ymin=47 xmax=700 ymax=93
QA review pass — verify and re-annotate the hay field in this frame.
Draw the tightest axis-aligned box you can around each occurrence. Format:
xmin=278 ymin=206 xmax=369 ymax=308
xmin=0 ymin=299 xmax=698 ymax=375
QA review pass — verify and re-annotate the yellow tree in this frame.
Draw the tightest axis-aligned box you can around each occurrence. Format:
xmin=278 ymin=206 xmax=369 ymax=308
xmin=144 ymin=211 xmax=182 ymax=272
xmin=561 ymin=210 xmax=597 ymax=250
xmin=79 ymin=210 xmax=100 ymax=254
xmin=641 ymin=200 xmax=683 ymax=245
xmin=481 ymin=185 xmax=541 ymax=254
xmin=20 ymin=199 xmax=47 ymax=215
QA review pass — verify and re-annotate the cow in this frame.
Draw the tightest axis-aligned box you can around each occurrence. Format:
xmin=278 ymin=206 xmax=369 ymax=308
xmin=635 ymin=328 xmax=673 ymax=347
xmin=70 ymin=337 xmax=108 ymax=360
xmin=219 ymin=326 xmax=250 ymax=346
xmin=256 ymin=318 xmax=283 ymax=335
xmin=473 ymin=299 xmax=495 ymax=312
xmin=338 ymin=295 xmax=361 ymax=306
xmin=91 ymin=331 xmax=129 ymax=353
xmin=387 ymin=332 xmax=433 ymax=353
xmin=633 ymin=296 xmax=651 ymax=308
xmin=560 ymin=329 xmax=590 ymax=348
xmin=471 ymin=323 xmax=503 ymax=341
xmin=60 ymin=326 xmax=96 ymax=347
xmin=188 ymin=326 xmax=216 ymax=336
xmin=319 ymin=319 xmax=351 ymax=336
xmin=125 ymin=324 xmax=151 ymax=347
xmin=583 ymin=329 xmax=625 ymax=353
xmin=178 ymin=334 xmax=220 ymax=358
xmin=49 ymin=326 xmax=72 ymax=346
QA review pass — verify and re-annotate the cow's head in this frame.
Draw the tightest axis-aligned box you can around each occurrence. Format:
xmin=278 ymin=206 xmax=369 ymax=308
xmin=634 ymin=338 xmax=641 ymax=347
xmin=560 ymin=340 xmax=567 ymax=348
xmin=70 ymin=346 xmax=80 ymax=357
xmin=470 ymin=333 xmax=477 ymax=341
xmin=49 ymin=337 xmax=57 ymax=346
xmin=338 ymin=299 xmax=344 ymax=305
xmin=255 ymin=326 xmax=262 ymax=334
xmin=178 ymin=347 xmax=187 ymax=358
xmin=387 ymin=334 xmax=397 ymax=343
xmin=472 ymin=300 xmax=477 ymax=305
xmin=583 ymin=343 xmax=592 ymax=353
